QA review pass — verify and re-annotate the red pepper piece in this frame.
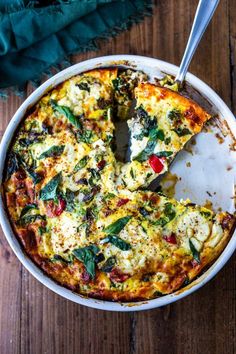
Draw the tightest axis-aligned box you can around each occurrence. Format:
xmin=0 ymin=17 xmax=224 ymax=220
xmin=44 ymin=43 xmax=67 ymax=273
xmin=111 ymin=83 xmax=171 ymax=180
xmin=117 ymin=198 xmax=130 ymax=207
xmin=163 ymin=234 xmax=177 ymax=245
xmin=148 ymin=154 xmax=164 ymax=173
xmin=97 ymin=160 xmax=106 ymax=170
xmin=46 ymin=198 xmax=66 ymax=217
xmin=109 ymin=268 xmax=130 ymax=283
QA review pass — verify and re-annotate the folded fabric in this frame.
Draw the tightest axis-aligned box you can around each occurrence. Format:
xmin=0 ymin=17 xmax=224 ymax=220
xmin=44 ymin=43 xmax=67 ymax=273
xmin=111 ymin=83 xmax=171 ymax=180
xmin=0 ymin=0 xmax=152 ymax=94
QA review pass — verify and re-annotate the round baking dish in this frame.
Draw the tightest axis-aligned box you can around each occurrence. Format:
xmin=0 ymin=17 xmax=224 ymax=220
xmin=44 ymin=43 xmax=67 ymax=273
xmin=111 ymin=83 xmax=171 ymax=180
xmin=0 ymin=55 xmax=235 ymax=311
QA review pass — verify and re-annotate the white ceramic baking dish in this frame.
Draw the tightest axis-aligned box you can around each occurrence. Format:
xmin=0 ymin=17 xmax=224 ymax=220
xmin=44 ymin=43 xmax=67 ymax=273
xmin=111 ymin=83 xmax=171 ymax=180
xmin=0 ymin=55 xmax=235 ymax=311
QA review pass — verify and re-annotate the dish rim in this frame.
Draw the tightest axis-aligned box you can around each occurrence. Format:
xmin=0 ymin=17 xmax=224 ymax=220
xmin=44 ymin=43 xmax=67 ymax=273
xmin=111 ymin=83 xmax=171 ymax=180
xmin=0 ymin=54 xmax=235 ymax=312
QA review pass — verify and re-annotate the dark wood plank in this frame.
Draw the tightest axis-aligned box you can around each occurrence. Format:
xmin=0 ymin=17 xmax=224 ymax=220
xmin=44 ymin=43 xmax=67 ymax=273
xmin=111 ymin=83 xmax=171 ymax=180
xmin=0 ymin=96 xmax=23 ymax=354
xmin=229 ymin=0 xmax=236 ymax=115
xmin=0 ymin=0 xmax=235 ymax=353
xmin=20 ymin=269 xmax=131 ymax=354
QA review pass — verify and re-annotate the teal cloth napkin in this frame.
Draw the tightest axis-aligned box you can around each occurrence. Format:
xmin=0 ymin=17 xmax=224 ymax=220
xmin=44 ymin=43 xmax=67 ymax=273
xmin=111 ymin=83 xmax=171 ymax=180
xmin=0 ymin=0 xmax=152 ymax=95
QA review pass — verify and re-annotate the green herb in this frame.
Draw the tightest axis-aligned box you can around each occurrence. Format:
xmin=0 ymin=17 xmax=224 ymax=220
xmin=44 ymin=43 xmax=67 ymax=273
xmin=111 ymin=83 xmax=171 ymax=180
xmin=149 ymin=129 xmax=165 ymax=141
xmin=103 ymin=216 xmax=132 ymax=235
xmin=141 ymin=225 xmax=147 ymax=234
xmin=153 ymin=290 xmax=164 ymax=297
xmin=136 ymin=106 xmax=150 ymax=120
xmin=130 ymin=168 xmax=135 ymax=179
xmin=155 ymin=151 xmax=173 ymax=158
xmin=76 ymin=82 xmax=90 ymax=92
xmin=38 ymin=226 xmax=47 ymax=235
xmin=51 ymin=254 xmax=73 ymax=264
xmin=19 ymin=214 xmax=45 ymax=226
xmin=27 ymin=169 xmax=42 ymax=184
xmin=154 ymin=203 xmax=176 ymax=227
xmin=50 ymin=100 xmax=82 ymax=129
xmin=139 ymin=207 xmax=150 ymax=217
xmin=39 ymin=172 xmax=62 ymax=201
xmin=173 ymin=127 xmax=191 ymax=137
xmin=74 ymin=156 xmax=89 ymax=172
xmin=20 ymin=204 xmax=38 ymax=218
xmin=133 ymin=128 xmax=165 ymax=162
xmin=200 ymin=210 xmax=212 ymax=218
xmin=17 ymin=155 xmax=42 ymax=184
xmin=64 ymin=189 xmax=76 ymax=212
xmin=101 ymin=235 xmax=131 ymax=251
xmin=165 ymin=137 xmax=171 ymax=145
xmin=189 ymin=239 xmax=200 ymax=264
xmin=134 ymin=109 xmax=157 ymax=140
xmin=168 ymin=108 xmax=182 ymax=120
xmin=73 ymin=245 xmax=100 ymax=279
xmin=103 ymin=193 xmax=116 ymax=201
xmin=19 ymin=136 xmax=43 ymax=147
xmin=77 ymin=130 xmax=93 ymax=144
xmin=122 ymin=178 xmax=127 ymax=187
xmin=100 ymin=256 xmax=116 ymax=272
xmin=6 ymin=152 xmax=20 ymax=180
xmin=112 ymin=77 xmax=124 ymax=91
xmin=38 ymin=145 xmax=65 ymax=159
xmin=154 ymin=217 xmax=169 ymax=227
xmin=88 ymin=168 xmax=100 ymax=186
xmin=164 ymin=202 xmax=176 ymax=221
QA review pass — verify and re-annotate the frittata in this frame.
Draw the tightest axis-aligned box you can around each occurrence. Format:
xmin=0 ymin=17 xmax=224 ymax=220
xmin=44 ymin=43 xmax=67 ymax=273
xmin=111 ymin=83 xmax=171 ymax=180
xmin=3 ymin=68 xmax=235 ymax=301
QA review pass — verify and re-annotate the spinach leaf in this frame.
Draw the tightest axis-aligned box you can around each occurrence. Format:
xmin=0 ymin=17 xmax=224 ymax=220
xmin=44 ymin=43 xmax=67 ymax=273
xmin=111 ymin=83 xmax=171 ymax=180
xmin=50 ymin=100 xmax=82 ymax=129
xmin=64 ymin=189 xmax=76 ymax=212
xmin=39 ymin=172 xmax=62 ymax=201
xmin=101 ymin=235 xmax=131 ymax=251
xmin=133 ymin=127 xmax=165 ymax=162
xmin=100 ymin=256 xmax=116 ymax=273
xmin=38 ymin=226 xmax=47 ymax=235
xmin=168 ymin=108 xmax=182 ymax=120
xmin=133 ymin=140 xmax=156 ymax=162
xmin=173 ymin=127 xmax=191 ymax=136
xmin=189 ymin=239 xmax=200 ymax=264
xmin=51 ymin=254 xmax=73 ymax=264
xmin=164 ymin=202 xmax=176 ymax=221
xmin=112 ymin=77 xmax=124 ymax=91
xmin=88 ymin=168 xmax=100 ymax=186
xmin=165 ymin=137 xmax=171 ymax=145
xmin=19 ymin=214 xmax=46 ymax=227
xmin=20 ymin=203 xmax=38 ymax=218
xmin=38 ymin=145 xmax=65 ymax=159
xmin=149 ymin=129 xmax=165 ymax=141
xmin=155 ymin=151 xmax=173 ymax=158
xmin=73 ymin=245 xmax=100 ymax=279
xmin=27 ymin=169 xmax=42 ymax=184
xmin=74 ymin=156 xmax=89 ymax=172
xmin=134 ymin=108 xmax=158 ymax=140
xmin=6 ymin=152 xmax=20 ymax=180
xmin=76 ymin=82 xmax=90 ymax=92
xmin=17 ymin=155 xmax=42 ymax=184
xmin=103 ymin=216 xmax=132 ymax=235
xmin=136 ymin=106 xmax=149 ymax=120
xmin=154 ymin=217 xmax=169 ymax=227
xmin=19 ymin=136 xmax=42 ymax=147
xmin=154 ymin=203 xmax=176 ymax=227
xmin=139 ymin=207 xmax=150 ymax=217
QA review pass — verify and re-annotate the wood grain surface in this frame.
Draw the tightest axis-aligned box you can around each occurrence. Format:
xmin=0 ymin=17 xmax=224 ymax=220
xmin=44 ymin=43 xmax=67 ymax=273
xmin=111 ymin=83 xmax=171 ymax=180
xmin=0 ymin=1 xmax=235 ymax=353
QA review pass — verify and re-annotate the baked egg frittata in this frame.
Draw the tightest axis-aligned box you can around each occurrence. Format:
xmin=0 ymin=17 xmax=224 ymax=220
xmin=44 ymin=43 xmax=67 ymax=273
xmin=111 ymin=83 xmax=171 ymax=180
xmin=3 ymin=68 xmax=235 ymax=301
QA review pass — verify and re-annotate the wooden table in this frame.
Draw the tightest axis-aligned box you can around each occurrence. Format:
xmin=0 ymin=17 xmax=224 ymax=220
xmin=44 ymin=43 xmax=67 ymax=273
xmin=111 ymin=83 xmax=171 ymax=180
xmin=0 ymin=1 xmax=235 ymax=353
